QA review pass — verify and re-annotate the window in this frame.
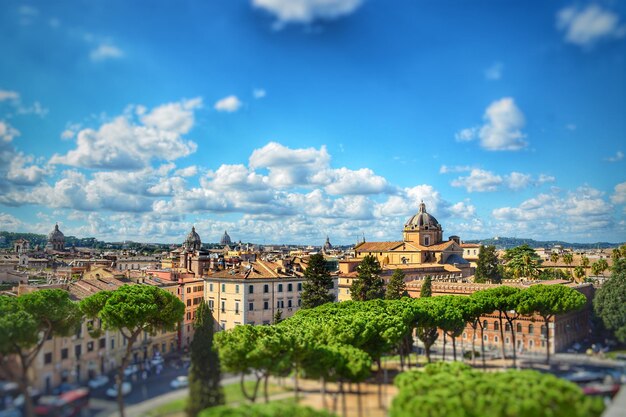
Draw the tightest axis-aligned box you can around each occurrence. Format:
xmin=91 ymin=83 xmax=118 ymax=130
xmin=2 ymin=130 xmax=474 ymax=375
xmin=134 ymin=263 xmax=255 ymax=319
xmin=75 ymin=345 xmax=82 ymax=359
xmin=187 ymin=287 xmax=191 ymax=293
xmin=288 ymin=283 xmax=293 ymax=292
xmin=209 ymin=283 xmax=213 ymax=292
xmin=187 ymin=299 xmax=191 ymax=307
xmin=61 ymin=348 xmax=68 ymax=360
xmin=424 ymin=236 xmax=430 ymax=246
xmin=249 ymin=285 xmax=254 ymax=294
xmin=482 ymin=320 xmax=488 ymax=330
xmin=288 ymin=299 xmax=292 ymax=308
xmin=220 ymin=321 xmax=226 ymax=330
xmin=110 ymin=339 xmax=115 ymax=349
xmin=528 ymin=324 xmax=534 ymax=334
xmin=483 ymin=335 xmax=488 ymax=342
xmin=297 ymin=283 xmax=302 ymax=291
xmin=264 ymin=284 xmax=269 ymax=293
xmin=277 ymin=300 xmax=284 ymax=308
xmin=264 ymin=301 xmax=269 ymax=310
xmin=44 ymin=352 xmax=52 ymax=364
xmin=298 ymin=298 xmax=301 ymax=306
xmin=87 ymin=341 xmax=94 ymax=352
xmin=494 ymin=321 xmax=499 ymax=331
xmin=235 ymin=302 xmax=239 ymax=315
xmin=516 ymin=323 xmax=522 ymax=333
xmin=221 ymin=284 xmax=226 ymax=292
xmin=494 ymin=336 xmax=499 ymax=343
xmin=221 ymin=301 xmax=225 ymax=313
xmin=278 ymin=284 xmax=283 ymax=292
xmin=541 ymin=325 xmax=547 ymax=337
xmin=208 ymin=299 xmax=214 ymax=310
xmin=505 ymin=337 xmax=510 ymax=344
xmin=187 ymin=312 xmax=191 ymax=320
xmin=235 ymin=285 xmax=239 ymax=294
xmin=249 ymin=302 xmax=254 ymax=311
xmin=505 ymin=323 xmax=511 ymax=332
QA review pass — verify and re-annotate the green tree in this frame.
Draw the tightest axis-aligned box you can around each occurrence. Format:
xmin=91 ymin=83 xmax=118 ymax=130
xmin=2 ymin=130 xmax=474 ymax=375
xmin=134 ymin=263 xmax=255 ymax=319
xmin=350 ymin=255 xmax=384 ymax=301
xmin=550 ymin=252 xmax=560 ymax=264
xmin=562 ymin=252 xmax=574 ymax=277
xmin=413 ymin=297 xmax=440 ymax=363
xmin=385 ymin=269 xmax=407 ymax=300
xmin=0 ymin=290 xmax=81 ymax=417
xmin=186 ymin=301 xmax=224 ymax=417
xmin=504 ymin=245 xmax=541 ymax=279
xmin=518 ymin=284 xmax=587 ymax=363
xmin=301 ymin=253 xmax=335 ymax=309
xmin=574 ymin=266 xmax=586 ymax=282
xmin=468 ymin=291 xmax=497 ymax=369
xmin=80 ymin=285 xmax=185 ymax=417
xmin=594 ymin=269 xmax=626 ymax=343
xmin=474 ymin=245 xmax=500 ymax=283
xmin=580 ymin=255 xmax=590 ymax=271
xmin=591 ymin=259 xmax=609 ymax=278
xmin=199 ymin=402 xmax=339 ymax=417
xmin=391 ymin=362 xmax=604 ymax=417
xmin=420 ymin=275 xmax=432 ymax=298
xmin=611 ymin=248 xmax=621 ymax=264
xmin=273 ymin=309 xmax=283 ymax=324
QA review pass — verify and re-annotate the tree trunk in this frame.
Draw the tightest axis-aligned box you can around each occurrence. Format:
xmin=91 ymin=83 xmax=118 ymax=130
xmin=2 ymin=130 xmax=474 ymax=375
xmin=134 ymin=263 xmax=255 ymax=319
xmin=18 ymin=375 xmax=34 ymax=417
xmin=321 ymin=377 xmax=326 ymax=409
xmin=442 ymin=332 xmax=447 ymax=361
xmin=425 ymin=342 xmax=431 ymax=363
xmin=340 ymin=380 xmax=347 ymax=417
xmin=263 ymin=373 xmax=269 ymax=403
xmin=117 ymin=331 xmax=139 ymax=417
xmin=498 ymin=313 xmax=506 ymax=365
xmin=452 ymin=336 xmax=457 ymax=361
xmin=545 ymin=317 xmax=551 ymax=364
xmin=377 ymin=358 xmax=382 ymax=409
xmin=357 ymin=382 xmax=363 ymax=417
xmin=293 ymin=364 xmax=299 ymax=402
xmin=406 ymin=335 xmax=412 ymax=368
xmin=471 ymin=324 xmax=477 ymax=365
xmin=480 ymin=323 xmax=486 ymax=370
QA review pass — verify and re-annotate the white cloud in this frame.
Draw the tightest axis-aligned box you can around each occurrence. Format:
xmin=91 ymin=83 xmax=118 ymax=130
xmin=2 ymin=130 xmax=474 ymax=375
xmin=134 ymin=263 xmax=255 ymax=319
xmin=318 ymin=167 xmax=390 ymax=195
xmin=439 ymin=165 xmax=471 ymax=174
xmin=0 ymin=90 xmax=19 ymax=101
xmin=253 ymin=89 xmax=266 ymax=99
xmin=0 ymin=121 xmax=20 ymax=142
xmin=479 ymin=97 xmax=527 ymax=151
xmin=49 ymin=98 xmax=200 ymax=170
xmin=557 ymin=5 xmax=626 ymax=47
xmin=451 ymin=169 xmax=503 ymax=193
xmin=252 ymin=0 xmax=363 ymax=25
xmin=485 ymin=62 xmax=503 ymax=80
xmin=606 ymin=150 xmax=624 ymax=162
xmin=537 ymin=174 xmax=556 ymax=185
xmin=90 ymin=43 xmax=124 ymax=62
xmin=506 ymin=172 xmax=532 ymax=191
xmin=16 ymin=101 xmax=48 ymax=117
xmin=6 ymin=153 xmax=49 ymax=185
xmin=611 ymin=182 xmax=626 ymax=205
xmin=0 ymin=213 xmax=22 ymax=231
xmin=175 ymin=166 xmax=198 ymax=177
xmin=454 ymin=127 xmax=478 ymax=142
xmin=214 ymin=95 xmax=242 ymax=112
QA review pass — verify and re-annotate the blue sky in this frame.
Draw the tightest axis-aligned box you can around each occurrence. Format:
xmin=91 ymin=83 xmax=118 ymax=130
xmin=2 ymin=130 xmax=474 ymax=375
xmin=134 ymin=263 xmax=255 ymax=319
xmin=0 ymin=0 xmax=625 ymax=245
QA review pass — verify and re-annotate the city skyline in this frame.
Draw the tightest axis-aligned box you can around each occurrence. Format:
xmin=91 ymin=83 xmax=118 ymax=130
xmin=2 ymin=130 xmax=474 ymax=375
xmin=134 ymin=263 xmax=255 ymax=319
xmin=1 ymin=0 xmax=625 ymax=244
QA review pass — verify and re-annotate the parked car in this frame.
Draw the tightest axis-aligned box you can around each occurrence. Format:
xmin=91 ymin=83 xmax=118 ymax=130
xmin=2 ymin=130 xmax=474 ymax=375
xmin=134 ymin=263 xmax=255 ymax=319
xmin=52 ymin=383 xmax=78 ymax=396
xmin=123 ymin=365 xmax=139 ymax=377
xmin=105 ymin=382 xmax=132 ymax=398
xmin=169 ymin=376 xmax=188 ymax=389
xmin=87 ymin=375 xmax=109 ymax=389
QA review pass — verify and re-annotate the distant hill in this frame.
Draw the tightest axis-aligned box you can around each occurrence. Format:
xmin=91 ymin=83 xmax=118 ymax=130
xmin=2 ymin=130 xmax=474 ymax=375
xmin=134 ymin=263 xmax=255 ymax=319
xmin=463 ymin=237 xmax=623 ymax=250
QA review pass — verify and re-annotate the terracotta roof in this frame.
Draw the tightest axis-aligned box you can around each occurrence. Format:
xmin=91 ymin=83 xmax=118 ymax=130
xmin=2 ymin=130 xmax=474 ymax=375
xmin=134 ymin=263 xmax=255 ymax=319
xmin=355 ymin=241 xmax=403 ymax=252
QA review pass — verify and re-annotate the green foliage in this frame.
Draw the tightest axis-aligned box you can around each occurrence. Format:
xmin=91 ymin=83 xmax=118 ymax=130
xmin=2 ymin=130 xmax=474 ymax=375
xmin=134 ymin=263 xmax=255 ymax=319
xmin=301 ymin=253 xmax=335 ymax=309
xmin=504 ymin=245 xmax=542 ymax=279
xmin=518 ymin=285 xmax=586 ymax=319
xmin=391 ymin=362 xmax=604 ymax=417
xmin=474 ymin=245 xmax=501 ymax=283
xmin=420 ymin=275 xmax=432 ymax=298
xmin=186 ymin=301 xmax=224 ymax=417
xmin=591 ymin=259 xmax=609 ymax=276
xmin=385 ymin=269 xmax=407 ymax=300
xmin=198 ymin=402 xmax=338 ymax=417
xmin=349 ymin=255 xmax=384 ymax=301
xmin=538 ymin=268 xmax=570 ymax=280
xmin=594 ymin=269 xmax=626 ymax=343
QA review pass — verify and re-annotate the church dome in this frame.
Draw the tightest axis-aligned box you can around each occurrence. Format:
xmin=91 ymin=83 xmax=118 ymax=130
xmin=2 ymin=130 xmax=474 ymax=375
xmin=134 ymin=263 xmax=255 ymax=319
xmin=220 ymin=230 xmax=232 ymax=246
xmin=184 ymin=226 xmax=202 ymax=251
xmin=48 ymin=224 xmax=65 ymax=242
xmin=404 ymin=202 xmax=440 ymax=229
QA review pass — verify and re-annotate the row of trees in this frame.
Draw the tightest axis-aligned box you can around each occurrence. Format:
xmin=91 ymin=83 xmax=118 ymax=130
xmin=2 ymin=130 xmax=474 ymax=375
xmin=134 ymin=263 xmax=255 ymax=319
xmin=214 ymin=283 xmax=587 ymax=415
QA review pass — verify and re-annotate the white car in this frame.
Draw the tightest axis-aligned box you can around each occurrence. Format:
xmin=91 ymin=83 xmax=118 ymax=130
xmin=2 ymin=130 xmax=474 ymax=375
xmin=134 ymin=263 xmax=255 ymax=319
xmin=106 ymin=382 xmax=132 ymax=398
xmin=170 ymin=376 xmax=188 ymax=389
xmin=123 ymin=365 xmax=139 ymax=377
xmin=87 ymin=375 xmax=109 ymax=389
xmin=151 ymin=356 xmax=164 ymax=366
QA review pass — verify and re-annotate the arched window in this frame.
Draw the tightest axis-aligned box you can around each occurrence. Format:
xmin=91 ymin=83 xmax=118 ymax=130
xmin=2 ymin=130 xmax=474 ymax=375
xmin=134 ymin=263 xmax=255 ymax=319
xmin=505 ymin=323 xmax=510 ymax=332
xmin=482 ymin=320 xmax=488 ymax=330
xmin=516 ymin=323 xmax=522 ymax=333
xmin=494 ymin=321 xmax=499 ymax=331
xmin=541 ymin=325 xmax=547 ymax=337
xmin=528 ymin=324 xmax=534 ymax=334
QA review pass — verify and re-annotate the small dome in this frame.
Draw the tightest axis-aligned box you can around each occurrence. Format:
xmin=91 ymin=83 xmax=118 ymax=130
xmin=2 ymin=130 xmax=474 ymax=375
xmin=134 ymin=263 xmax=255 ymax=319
xmin=220 ymin=230 xmax=232 ymax=246
xmin=404 ymin=202 xmax=440 ymax=229
xmin=184 ymin=226 xmax=202 ymax=251
xmin=48 ymin=224 xmax=65 ymax=242
xmin=323 ymin=236 xmax=333 ymax=251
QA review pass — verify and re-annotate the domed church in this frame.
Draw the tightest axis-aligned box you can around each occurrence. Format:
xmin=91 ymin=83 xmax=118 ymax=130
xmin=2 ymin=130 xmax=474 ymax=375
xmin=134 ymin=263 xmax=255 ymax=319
xmin=338 ymin=202 xmax=471 ymax=300
xmin=45 ymin=223 xmax=65 ymax=252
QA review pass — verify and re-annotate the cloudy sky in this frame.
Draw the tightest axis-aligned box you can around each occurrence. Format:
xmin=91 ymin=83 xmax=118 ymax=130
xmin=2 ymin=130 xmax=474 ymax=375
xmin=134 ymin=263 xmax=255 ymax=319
xmin=0 ymin=0 xmax=625 ymax=245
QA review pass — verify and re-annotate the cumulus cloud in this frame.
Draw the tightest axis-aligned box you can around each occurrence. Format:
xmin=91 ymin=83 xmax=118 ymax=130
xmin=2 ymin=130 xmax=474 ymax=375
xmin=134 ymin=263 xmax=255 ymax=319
xmin=90 ymin=43 xmax=124 ymax=61
xmin=439 ymin=165 xmax=471 ymax=174
xmin=0 ymin=90 xmax=19 ymax=102
xmin=49 ymin=98 xmax=201 ymax=170
xmin=606 ymin=150 xmax=624 ymax=162
xmin=6 ymin=153 xmax=49 ymax=185
xmin=611 ymin=182 xmax=626 ymax=205
xmin=0 ymin=121 xmax=20 ymax=142
xmin=485 ymin=62 xmax=503 ymax=80
xmin=0 ymin=213 xmax=22 ymax=231
xmin=455 ymin=98 xmax=527 ymax=151
xmin=214 ymin=95 xmax=242 ymax=112
xmin=557 ymin=4 xmax=626 ymax=47
xmin=451 ymin=169 xmax=554 ymax=193
xmin=252 ymin=0 xmax=363 ymax=26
